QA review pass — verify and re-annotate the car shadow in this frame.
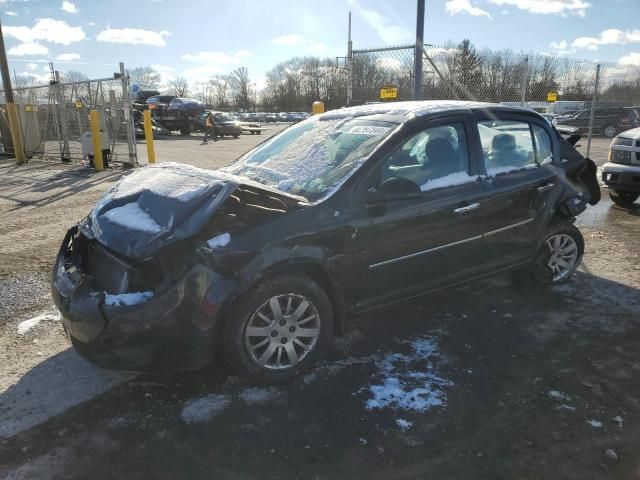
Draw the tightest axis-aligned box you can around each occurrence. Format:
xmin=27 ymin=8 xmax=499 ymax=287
xmin=0 ymin=347 xmax=134 ymax=440
xmin=0 ymin=160 xmax=123 ymax=211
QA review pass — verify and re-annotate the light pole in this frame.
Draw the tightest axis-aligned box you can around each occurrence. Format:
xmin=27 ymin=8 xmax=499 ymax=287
xmin=252 ymin=82 xmax=258 ymax=112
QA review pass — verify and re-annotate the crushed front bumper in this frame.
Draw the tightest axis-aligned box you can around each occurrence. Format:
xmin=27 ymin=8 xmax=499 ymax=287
xmin=52 ymin=226 xmax=237 ymax=371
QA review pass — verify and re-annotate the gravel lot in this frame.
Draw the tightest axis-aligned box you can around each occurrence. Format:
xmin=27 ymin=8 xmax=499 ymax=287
xmin=0 ymin=130 xmax=639 ymax=479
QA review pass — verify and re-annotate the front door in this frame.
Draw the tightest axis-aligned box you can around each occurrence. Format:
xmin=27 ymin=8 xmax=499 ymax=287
xmin=351 ymin=117 xmax=487 ymax=311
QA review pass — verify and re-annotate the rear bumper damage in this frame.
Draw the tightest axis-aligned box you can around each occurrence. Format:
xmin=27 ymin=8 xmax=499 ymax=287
xmin=52 ymin=226 xmax=237 ymax=371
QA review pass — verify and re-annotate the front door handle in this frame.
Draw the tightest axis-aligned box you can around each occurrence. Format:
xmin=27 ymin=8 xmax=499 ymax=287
xmin=453 ymin=202 xmax=480 ymax=214
xmin=537 ymin=183 xmax=555 ymax=192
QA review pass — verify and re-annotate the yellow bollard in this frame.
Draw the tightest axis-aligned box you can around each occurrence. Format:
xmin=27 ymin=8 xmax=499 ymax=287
xmin=312 ymin=101 xmax=325 ymax=115
xmin=89 ymin=110 xmax=104 ymax=171
xmin=143 ymin=109 xmax=155 ymax=164
xmin=6 ymin=103 xmax=26 ymax=164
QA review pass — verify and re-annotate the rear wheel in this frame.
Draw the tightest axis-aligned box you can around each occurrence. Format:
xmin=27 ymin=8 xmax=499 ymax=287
xmin=233 ymin=134 xmax=239 ymax=139
xmin=224 ymin=275 xmax=333 ymax=382
xmin=523 ymin=223 xmax=584 ymax=285
xmin=609 ymin=189 xmax=639 ymax=207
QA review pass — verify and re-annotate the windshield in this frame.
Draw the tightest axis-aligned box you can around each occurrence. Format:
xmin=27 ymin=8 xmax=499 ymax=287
xmin=222 ymin=116 xmax=396 ymax=202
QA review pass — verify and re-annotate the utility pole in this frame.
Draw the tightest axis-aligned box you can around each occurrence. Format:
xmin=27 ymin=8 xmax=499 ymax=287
xmin=0 ymin=19 xmax=25 ymax=164
xmin=413 ymin=0 xmax=425 ymax=100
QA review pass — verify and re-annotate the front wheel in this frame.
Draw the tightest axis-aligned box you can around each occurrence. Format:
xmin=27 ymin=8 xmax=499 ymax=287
xmin=609 ymin=189 xmax=639 ymax=207
xmin=224 ymin=275 xmax=333 ymax=382
xmin=526 ymin=223 xmax=584 ymax=285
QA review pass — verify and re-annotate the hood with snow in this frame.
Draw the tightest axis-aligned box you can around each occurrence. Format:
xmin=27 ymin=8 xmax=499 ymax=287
xmin=88 ymin=162 xmax=298 ymax=260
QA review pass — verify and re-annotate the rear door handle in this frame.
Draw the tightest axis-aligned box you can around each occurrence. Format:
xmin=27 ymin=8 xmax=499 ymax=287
xmin=537 ymin=183 xmax=555 ymax=192
xmin=453 ymin=202 xmax=480 ymax=213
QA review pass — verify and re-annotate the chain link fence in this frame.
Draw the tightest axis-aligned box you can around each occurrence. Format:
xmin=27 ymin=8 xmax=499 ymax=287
xmin=351 ymin=43 xmax=640 ymax=147
xmin=0 ymin=67 xmax=137 ymax=166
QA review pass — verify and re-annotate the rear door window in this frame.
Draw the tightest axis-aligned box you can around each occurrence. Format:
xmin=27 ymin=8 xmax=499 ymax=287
xmin=478 ymin=120 xmax=537 ymax=175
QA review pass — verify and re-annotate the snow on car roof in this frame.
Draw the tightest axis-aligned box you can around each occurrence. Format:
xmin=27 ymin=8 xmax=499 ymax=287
xmin=320 ymin=100 xmax=523 ymax=121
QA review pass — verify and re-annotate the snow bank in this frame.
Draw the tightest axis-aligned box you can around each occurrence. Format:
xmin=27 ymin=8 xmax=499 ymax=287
xmin=102 ymin=291 xmax=153 ymax=307
xmin=17 ymin=311 xmax=61 ymax=335
xmin=181 ymin=394 xmax=231 ymax=424
xmin=207 ymin=232 xmax=231 ymax=249
xmin=102 ymin=203 xmax=163 ymax=235
xmin=395 ymin=418 xmax=413 ymax=431
xmin=420 ymin=171 xmax=477 ymax=192
xmin=364 ymin=336 xmax=453 ymax=413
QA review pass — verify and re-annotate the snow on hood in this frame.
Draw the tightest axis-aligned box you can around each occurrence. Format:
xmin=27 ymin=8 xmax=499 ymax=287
xmin=616 ymin=127 xmax=640 ymax=141
xmin=89 ymin=163 xmax=235 ymax=259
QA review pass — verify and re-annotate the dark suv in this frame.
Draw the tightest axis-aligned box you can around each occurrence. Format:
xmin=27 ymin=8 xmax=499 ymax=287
xmin=52 ymin=101 xmax=599 ymax=382
xmin=555 ymin=106 xmax=640 ymax=138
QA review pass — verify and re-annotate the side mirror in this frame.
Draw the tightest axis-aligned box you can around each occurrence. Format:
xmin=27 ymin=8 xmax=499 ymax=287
xmin=368 ymin=176 xmax=422 ymax=206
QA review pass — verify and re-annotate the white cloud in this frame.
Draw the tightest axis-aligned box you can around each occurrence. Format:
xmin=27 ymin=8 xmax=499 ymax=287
xmin=7 ymin=42 xmax=48 ymax=56
xmin=61 ymin=1 xmax=78 ymax=14
xmin=305 ymin=42 xmax=330 ymax=55
xmin=96 ymin=27 xmax=170 ymax=46
xmin=88 ymin=21 xmax=95 ymax=26
xmin=150 ymin=64 xmax=176 ymax=85
xmin=445 ymin=0 xmax=493 ymax=19
xmin=572 ymin=29 xmax=640 ymax=50
xmin=487 ymin=0 xmax=590 ymax=17
xmin=235 ymin=49 xmax=252 ymax=57
xmin=27 ymin=62 xmax=37 ymax=71
xmin=56 ymin=52 xmax=81 ymax=61
xmin=270 ymin=34 xmax=303 ymax=46
xmin=5 ymin=11 xmax=17 ymax=16
xmin=180 ymin=51 xmax=241 ymax=63
xmin=376 ymin=57 xmax=401 ymax=70
xmin=348 ymin=0 xmax=413 ymax=44
xmin=3 ymin=18 xmax=85 ymax=46
xmin=548 ymin=40 xmax=575 ymax=55
xmin=619 ymin=52 xmax=640 ymax=66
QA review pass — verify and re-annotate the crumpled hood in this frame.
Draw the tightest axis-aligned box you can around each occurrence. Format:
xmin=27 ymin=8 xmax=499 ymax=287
xmin=88 ymin=162 xmax=239 ymax=260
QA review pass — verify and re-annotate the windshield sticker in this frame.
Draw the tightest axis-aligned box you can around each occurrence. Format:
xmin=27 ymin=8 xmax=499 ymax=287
xmin=347 ymin=126 xmax=390 ymax=136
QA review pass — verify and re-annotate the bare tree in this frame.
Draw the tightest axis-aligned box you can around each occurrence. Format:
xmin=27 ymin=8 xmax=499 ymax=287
xmin=210 ymin=74 xmax=230 ymax=107
xmin=61 ymin=70 xmax=89 ymax=83
xmin=128 ymin=66 xmax=161 ymax=88
xmin=168 ymin=76 xmax=189 ymax=97
xmin=229 ymin=67 xmax=250 ymax=109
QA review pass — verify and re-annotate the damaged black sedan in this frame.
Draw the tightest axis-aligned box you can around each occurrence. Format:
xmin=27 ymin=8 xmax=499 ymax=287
xmin=52 ymin=101 xmax=600 ymax=382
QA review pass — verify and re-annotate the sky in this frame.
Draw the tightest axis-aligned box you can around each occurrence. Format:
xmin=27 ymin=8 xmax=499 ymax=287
xmin=1 ymin=0 xmax=639 ymax=91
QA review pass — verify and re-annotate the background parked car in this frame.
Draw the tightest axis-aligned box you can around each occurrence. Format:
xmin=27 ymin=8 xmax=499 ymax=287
xmin=602 ymin=126 xmax=640 ymax=207
xmin=265 ymin=113 xmax=277 ymax=123
xmin=192 ymin=111 xmax=242 ymax=138
xmin=555 ymin=106 xmax=640 ymax=138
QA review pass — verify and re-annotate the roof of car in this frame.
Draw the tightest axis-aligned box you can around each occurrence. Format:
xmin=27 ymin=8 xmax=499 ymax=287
xmin=320 ymin=100 xmax=532 ymax=121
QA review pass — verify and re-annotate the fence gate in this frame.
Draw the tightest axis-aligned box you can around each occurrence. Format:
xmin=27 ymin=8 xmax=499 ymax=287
xmin=1 ymin=64 xmax=137 ymax=166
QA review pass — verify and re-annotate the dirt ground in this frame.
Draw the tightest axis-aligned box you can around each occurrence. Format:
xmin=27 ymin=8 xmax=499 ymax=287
xmin=0 ymin=131 xmax=639 ymax=479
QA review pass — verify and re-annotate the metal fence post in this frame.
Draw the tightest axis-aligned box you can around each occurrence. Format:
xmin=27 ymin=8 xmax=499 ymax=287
xmin=520 ymin=56 xmax=528 ymax=107
xmin=413 ymin=0 xmax=425 ymax=100
xmin=346 ymin=11 xmax=353 ymax=106
xmin=119 ymin=62 xmax=137 ymax=166
xmin=586 ymin=63 xmax=601 ymax=159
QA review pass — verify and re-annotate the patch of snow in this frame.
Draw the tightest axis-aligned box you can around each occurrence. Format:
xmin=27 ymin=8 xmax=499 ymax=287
xmin=364 ymin=336 xmax=453 ymax=413
xmin=420 ymin=171 xmax=477 ymax=192
xmin=486 ymin=163 xmax=538 ymax=176
xmin=613 ymin=415 xmax=623 ymax=428
xmin=238 ymin=387 xmax=282 ymax=405
xmin=102 ymin=291 xmax=153 ymax=307
xmin=180 ymin=394 xmax=231 ymax=424
xmin=207 ymin=232 xmax=231 ymax=249
xmin=541 ymin=155 xmax=553 ymax=165
xmin=111 ymin=162 xmax=224 ymax=203
xmin=102 ymin=203 xmax=163 ymax=234
xmin=17 ymin=311 xmax=61 ymax=335
xmin=547 ymin=390 xmax=571 ymax=402
xmin=557 ymin=404 xmax=576 ymax=411
xmin=395 ymin=418 xmax=413 ymax=431
xmin=587 ymin=419 xmax=603 ymax=428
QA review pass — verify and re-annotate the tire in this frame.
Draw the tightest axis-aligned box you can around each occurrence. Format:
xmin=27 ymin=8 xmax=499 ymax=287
xmin=224 ymin=274 xmax=333 ymax=383
xmin=233 ymin=134 xmax=239 ymax=139
xmin=527 ymin=222 xmax=585 ymax=285
xmin=603 ymin=125 xmax=617 ymax=138
xmin=180 ymin=125 xmax=190 ymax=136
xmin=609 ymin=189 xmax=639 ymax=207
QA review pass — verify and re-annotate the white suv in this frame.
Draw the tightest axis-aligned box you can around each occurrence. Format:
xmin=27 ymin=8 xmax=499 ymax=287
xmin=602 ymin=127 xmax=640 ymax=207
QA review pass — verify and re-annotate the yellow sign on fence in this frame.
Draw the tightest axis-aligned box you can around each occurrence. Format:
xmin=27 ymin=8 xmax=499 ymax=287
xmin=75 ymin=100 xmax=84 ymax=109
xmin=546 ymin=91 xmax=558 ymax=102
xmin=379 ymin=86 xmax=398 ymax=100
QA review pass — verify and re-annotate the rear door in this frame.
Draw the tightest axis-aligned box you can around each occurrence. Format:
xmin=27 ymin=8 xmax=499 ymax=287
xmin=350 ymin=115 xmax=487 ymax=310
xmin=473 ymin=112 xmax=563 ymax=269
